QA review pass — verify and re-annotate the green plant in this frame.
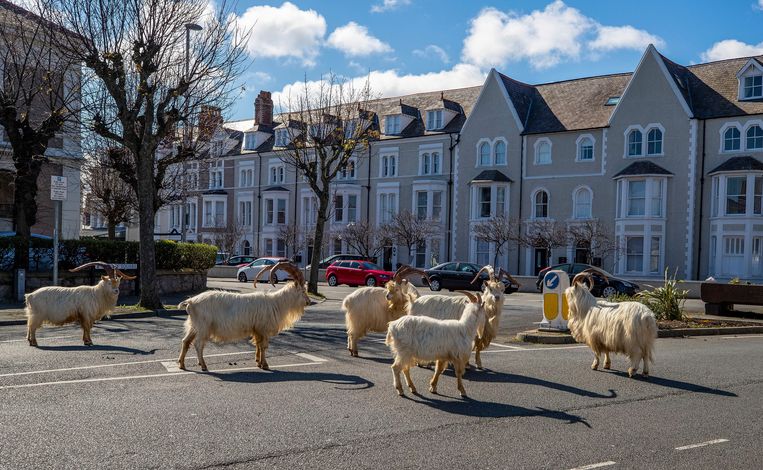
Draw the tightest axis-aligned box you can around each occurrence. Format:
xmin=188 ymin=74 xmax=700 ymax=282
xmin=608 ymin=292 xmax=637 ymax=303
xmin=637 ymin=268 xmax=688 ymax=321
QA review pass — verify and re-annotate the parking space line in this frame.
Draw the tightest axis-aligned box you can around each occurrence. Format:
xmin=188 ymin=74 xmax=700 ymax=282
xmin=488 ymin=342 xmax=523 ymax=350
xmin=0 ymin=334 xmax=80 ymax=344
xmin=675 ymin=438 xmax=728 ymax=450
xmin=294 ymin=352 xmax=327 ymax=362
xmin=0 ymin=360 xmax=326 ymax=390
xmin=160 ymin=361 xmax=181 ymax=373
xmin=568 ymin=461 xmax=616 ymax=470
xmin=721 ymin=335 xmax=763 ymax=339
xmin=483 ymin=345 xmax=588 ymax=354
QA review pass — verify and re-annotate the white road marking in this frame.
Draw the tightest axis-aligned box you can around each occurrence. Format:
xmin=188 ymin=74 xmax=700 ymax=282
xmin=0 ymin=360 xmax=326 ymax=390
xmin=483 ymin=345 xmax=588 ymax=354
xmin=568 ymin=461 xmax=616 ymax=470
xmin=721 ymin=334 xmax=763 ymax=339
xmin=675 ymin=438 xmax=729 ymax=450
xmin=0 ymin=334 xmax=81 ymax=344
xmin=160 ymin=361 xmax=181 ymax=373
xmin=294 ymin=352 xmax=327 ymax=362
xmin=487 ymin=342 xmax=522 ymax=349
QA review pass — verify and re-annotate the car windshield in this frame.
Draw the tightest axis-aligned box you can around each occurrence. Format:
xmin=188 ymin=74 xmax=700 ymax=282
xmin=361 ymin=262 xmax=382 ymax=270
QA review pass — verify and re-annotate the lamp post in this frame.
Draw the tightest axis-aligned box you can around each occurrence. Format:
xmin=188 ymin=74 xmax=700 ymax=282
xmin=180 ymin=22 xmax=203 ymax=243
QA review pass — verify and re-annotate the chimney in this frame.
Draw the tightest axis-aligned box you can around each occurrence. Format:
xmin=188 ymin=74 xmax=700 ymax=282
xmin=254 ymin=90 xmax=273 ymax=126
xmin=198 ymin=105 xmax=223 ymax=141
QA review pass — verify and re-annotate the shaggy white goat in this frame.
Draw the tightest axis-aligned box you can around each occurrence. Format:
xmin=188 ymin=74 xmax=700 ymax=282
xmin=565 ymin=270 xmax=657 ymax=378
xmin=386 ymin=291 xmax=487 ymax=397
xmin=177 ymin=262 xmax=309 ymax=371
xmin=410 ymin=266 xmax=518 ymax=368
xmin=343 ymin=265 xmax=424 ymax=357
xmin=25 ymin=262 xmax=136 ymax=347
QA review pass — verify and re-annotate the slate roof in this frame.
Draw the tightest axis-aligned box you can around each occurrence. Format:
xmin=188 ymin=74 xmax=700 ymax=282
xmin=707 ymin=156 xmax=763 ymax=174
xmin=470 ymin=170 xmax=513 ymax=183
xmin=684 ymin=55 xmax=763 ymax=118
xmin=263 ymin=186 xmax=289 ymax=192
xmin=612 ymin=161 xmax=673 ymax=179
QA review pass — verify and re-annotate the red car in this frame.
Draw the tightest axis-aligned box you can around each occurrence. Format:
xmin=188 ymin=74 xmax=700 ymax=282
xmin=325 ymin=260 xmax=395 ymax=287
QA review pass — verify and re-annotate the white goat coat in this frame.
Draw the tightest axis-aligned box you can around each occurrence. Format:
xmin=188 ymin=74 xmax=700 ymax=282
xmin=25 ymin=280 xmax=119 ymax=326
xmin=343 ymin=286 xmax=411 ymax=339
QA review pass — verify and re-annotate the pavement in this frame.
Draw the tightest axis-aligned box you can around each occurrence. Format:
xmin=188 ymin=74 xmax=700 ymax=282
xmin=0 ymin=304 xmax=761 ymax=469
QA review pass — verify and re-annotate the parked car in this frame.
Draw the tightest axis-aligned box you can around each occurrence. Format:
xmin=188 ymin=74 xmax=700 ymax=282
xmin=535 ymin=263 xmax=639 ymax=297
xmin=307 ymin=254 xmax=374 ymax=271
xmin=214 ymin=252 xmax=230 ymax=265
xmin=222 ymin=255 xmax=256 ymax=267
xmin=237 ymin=257 xmax=291 ymax=283
xmin=325 ymin=260 xmax=395 ymax=287
xmin=422 ymin=262 xmax=520 ymax=293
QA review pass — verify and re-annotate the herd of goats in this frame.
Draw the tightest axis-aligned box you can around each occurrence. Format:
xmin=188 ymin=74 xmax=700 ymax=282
xmin=22 ymin=260 xmax=658 ymax=397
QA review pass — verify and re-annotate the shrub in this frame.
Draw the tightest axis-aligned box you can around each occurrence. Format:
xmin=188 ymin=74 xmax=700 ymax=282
xmin=637 ymin=268 xmax=688 ymax=321
xmin=178 ymin=242 xmax=217 ymax=270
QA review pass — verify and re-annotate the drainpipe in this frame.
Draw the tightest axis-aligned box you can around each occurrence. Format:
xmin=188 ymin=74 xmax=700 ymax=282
xmin=256 ymin=152 xmax=263 ymax=254
xmin=516 ymin=134 xmax=525 ymax=274
xmin=366 ymin=145 xmax=372 ymax=222
xmin=447 ymin=132 xmax=460 ymax=261
xmin=292 ymin=162 xmax=298 ymax=261
xmin=694 ymin=119 xmax=707 ymax=280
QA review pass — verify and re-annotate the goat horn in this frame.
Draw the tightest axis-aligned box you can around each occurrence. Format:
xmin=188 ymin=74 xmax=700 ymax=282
xmin=470 ymin=265 xmax=493 ymax=285
xmin=253 ymin=265 xmax=274 ymax=288
xmin=571 ymin=271 xmax=594 ymax=291
xmin=69 ymin=261 xmax=116 ymax=278
xmin=393 ymin=265 xmax=412 ymax=283
xmin=499 ymin=268 xmax=521 ymax=288
xmin=398 ymin=266 xmax=431 ymax=284
xmin=115 ymin=269 xmax=137 ymax=280
xmin=270 ymin=261 xmax=303 ymax=286
xmin=456 ymin=290 xmax=479 ymax=303
xmin=585 ymin=267 xmax=609 ymax=283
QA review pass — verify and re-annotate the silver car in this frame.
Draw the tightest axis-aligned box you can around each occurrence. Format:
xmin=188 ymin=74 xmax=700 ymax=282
xmin=237 ymin=257 xmax=292 ymax=283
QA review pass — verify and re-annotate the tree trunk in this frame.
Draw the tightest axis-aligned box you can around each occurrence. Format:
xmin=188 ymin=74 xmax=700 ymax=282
xmin=107 ymin=219 xmax=117 ymax=240
xmin=136 ymin=156 xmax=162 ymax=309
xmin=307 ymin=194 xmax=330 ymax=294
xmin=11 ymin=151 xmax=42 ymax=271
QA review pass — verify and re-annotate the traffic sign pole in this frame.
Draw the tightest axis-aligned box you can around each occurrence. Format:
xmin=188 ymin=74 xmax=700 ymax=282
xmin=50 ymin=176 xmax=68 ymax=286
xmin=53 ymin=200 xmax=59 ymax=286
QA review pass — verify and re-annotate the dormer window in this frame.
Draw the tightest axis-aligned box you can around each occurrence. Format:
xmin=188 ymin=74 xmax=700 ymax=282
xmin=385 ymin=115 xmax=401 ymax=135
xmin=426 ymin=110 xmax=443 ymax=130
xmin=743 ymin=75 xmax=763 ymax=99
xmin=244 ymin=132 xmax=256 ymax=150
xmin=275 ymin=129 xmax=289 ymax=147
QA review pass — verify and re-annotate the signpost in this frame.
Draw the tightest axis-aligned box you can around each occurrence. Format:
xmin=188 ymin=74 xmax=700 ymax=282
xmin=539 ymin=269 xmax=570 ymax=331
xmin=50 ymin=176 xmax=67 ymax=286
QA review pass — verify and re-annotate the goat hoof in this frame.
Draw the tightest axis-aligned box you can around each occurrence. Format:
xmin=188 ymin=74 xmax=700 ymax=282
xmin=628 ymin=368 xmax=636 ymax=378
xmin=396 ymin=389 xmax=404 ymax=397
xmin=428 ymin=386 xmax=437 ymax=394
xmin=201 ymin=366 xmax=208 ymax=372
xmin=591 ymin=364 xmax=599 ymax=370
xmin=84 ymin=342 xmax=93 ymax=347
xmin=178 ymin=363 xmax=186 ymax=370
xmin=28 ymin=342 xmax=38 ymax=347
xmin=603 ymin=364 xmax=611 ymax=370
xmin=260 ymin=363 xmax=270 ymax=371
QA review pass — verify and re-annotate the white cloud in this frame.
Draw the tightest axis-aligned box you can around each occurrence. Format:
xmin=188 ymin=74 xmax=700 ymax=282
xmin=235 ymin=2 xmax=326 ymax=66
xmin=371 ymin=0 xmax=411 ymax=13
xmin=272 ymin=63 xmax=485 ymax=109
xmin=461 ymin=1 xmax=664 ymax=70
xmin=758 ymin=0 xmax=763 ymax=10
xmin=326 ymin=22 xmax=392 ymax=57
xmin=701 ymin=39 xmax=763 ymax=62
xmin=413 ymin=45 xmax=450 ymax=64
xmin=589 ymin=25 xmax=665 ymax=52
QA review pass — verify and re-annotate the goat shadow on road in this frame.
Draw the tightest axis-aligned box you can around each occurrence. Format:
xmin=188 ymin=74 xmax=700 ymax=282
xmin=35 ymin=344 xmax=159 ymax=355
xmin=206 ymin=369 xmax=374 ymax=390
xmin=601 ymin=370 xmax=738 ymax=397
xmin=465 ymin=369 xmax=617 ymax=399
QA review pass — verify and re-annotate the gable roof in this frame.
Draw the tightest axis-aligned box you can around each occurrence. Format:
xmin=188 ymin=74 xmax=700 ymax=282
xmin=685 ymin=55 xmax=763 ymax=119
xmin=708 ymin=156 xmax=763 ymax=174
xmin=613 ymin=161 xmax=673 ymax=179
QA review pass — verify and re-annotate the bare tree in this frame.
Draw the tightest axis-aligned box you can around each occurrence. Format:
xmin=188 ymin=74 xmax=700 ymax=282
xmin=275 ymin=74 xmax=377 ymax=293
xmin=520 ymin=219 xmax=569 ymax=268
xmin=277 ymin=223 xmax=300 ymax=260
xmin=213 ymin=219 xmax=245 ymax=261
xmin=340 ymin=221 xmax=386 ymax=260
xmin=567 ymin=219 xmax=618 ymax=266
xmin=0 ymin=0 xmax=81 ymax=269
xmin=383 ymin=210 xmax=438 ymax=265
xmin=472 ymin=215 xmax=519 ymax=268
xmin=46 ymin=0 xmax=248 ymax=308
xmin=81 ymin=147 xmax=137 ymax=239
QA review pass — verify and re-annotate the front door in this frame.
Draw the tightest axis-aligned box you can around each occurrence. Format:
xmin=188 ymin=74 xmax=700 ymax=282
xmin=534 ymin=248 xmax=548 ymax=276
xmin=382 ymin=246 xmax=394 ymax=271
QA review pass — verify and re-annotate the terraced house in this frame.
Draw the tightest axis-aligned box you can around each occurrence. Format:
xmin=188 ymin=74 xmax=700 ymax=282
xmin=153 ymin=45 xmax=763 ymax=281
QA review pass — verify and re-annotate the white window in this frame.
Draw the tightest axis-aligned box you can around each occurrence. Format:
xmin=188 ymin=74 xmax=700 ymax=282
xmin=419 ymin=152 xmax=441 ymax=175
xmin=381 ymin=154 xmax=397 ymax=177
xmin=722 ymin=236 xmax=745 ymax=275
xmin=426 ymin=110 xmax=443 ymax=130
xmin=496 ymin=187 xmax=506 ymax=216
xmin=478 ymin=187 xmax=491 ymax=219
xmin=242 ymin=240 xmax=251 ymax=256
xmin=239 ymin=200 xmax=252 ymax=226
xmin=651 ymin=179 xmax=663 ymax=217
xmin=203 ymin=200 xmax=225 ymax=227
xmin=755 ymin=176 xmax=763 ymax=215
xmin=385 ymin=115 xmax=401 ymax=134
xmin=415 ymin=189 xmax=443 ymax=221
xmin=573 ymin=187 xmax=592 ymax=219
xmin=577 ymin=137 xmax=593 ymax=161
xmin=239 ymin=168 xmax=253 ymax=187
xmin=170 ymin=205 xmax=182 ymax=228
xmin=647 ymin=128 xmax=663 ymax=155
xmin=626 ymin=237 xmax=644 ymax=272
xmin=339 ymin=159 xmax=356 ymax=180
xmin=208 ymin=161 xmax=224 ymax=189
xmin=379 ymin=192 xmax=397 ymax=223
xmin=244 ymin=133 xmax=256 ymax=150
xmin=415 ymin=240 xmax=427 ymax=268
xmin=726 ymin=176 xmax=747 ymax=215
xmin=186 ymin=163 xmax=199 ymax=190
xmin=276 ymin=239 xmax=286 ymax=257
xmin=416 ymin=191 xmax=428 ymax=220
xmin=302 ymin=195 xmax=318 ymax=225
xmin=344 ymin=119 xmax=357 ymax=139
xmin=746 ymin=125 xmax=763 ymax=150
xmin=269 ymin=165 xmax=285 ymax=184
xmin=709 ymin=235 xmax=717 ymax=275
xmin=348 ymin=194 xmax=357 ymax=222
xmin=650 ymin=236 xmax=661 ymax=273
xmin=186 ymin=201 xmax=197 ymax=229
xmin=627 ymin=129 xmax=643 ymax=156
xmin=711 ymin=177 xmax=720 ymax=217
xmin=275 ymin=129 xmax=290 ymax=147
xmin=627 ymin=180 xmax=646 ymax=216
xmin=265 ymin=239 xmax=273 ymax=256
xmin=533 ymin=190 xmax=548 ymax=218
xmin=494 ymin=141 xmax=506 ymax=165
xmin=479 ymin=142 xmax=491 ymax=166
xmin=475 ymin=239 xmax=490 ymax=266
xmin=724 ymin=127 xmax=741 ymax=152
xmin=535 ymin=140 xmax=551 ymax=165
xmin=473 ymin=185 xmax=508 ymax=219
xmin=265 ymin=198 xmax=286 ymax=225
xmin=743 ymin=74 xmax=763 ymax=99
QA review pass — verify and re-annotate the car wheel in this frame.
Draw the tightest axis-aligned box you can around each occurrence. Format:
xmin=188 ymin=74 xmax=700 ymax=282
xmin=429 ymin=278 xmax=441 ymax=291
xmin=602 ymin=286 xmax=618 ymax=298
xmin=328 ymin=275 xmax=338 ymax=287
xmin=366 ymin=277 xmax=377 ymax=287
xmin=238 ymin=272 xmax=247 ymax=282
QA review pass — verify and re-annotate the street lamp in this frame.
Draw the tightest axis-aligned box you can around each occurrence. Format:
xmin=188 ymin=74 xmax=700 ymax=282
xmin=180 ymin=22 xmax=203 ymax=243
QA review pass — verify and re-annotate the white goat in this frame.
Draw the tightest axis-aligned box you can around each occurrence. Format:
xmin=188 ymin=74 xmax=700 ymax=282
xmin=410 ymin=266 xmax=518 ymax=368
xmin=25 ymin=262 xmax=136 ymax=347
xmin=565 ymin=270 xmax=657 ymax=378
xmin=386 ymin=291 xmax=487 ymax=397
xmin=177 ymin=262 xmax=310 ymax=371
xmin=343 ymin=265 xmax=424 ymax=357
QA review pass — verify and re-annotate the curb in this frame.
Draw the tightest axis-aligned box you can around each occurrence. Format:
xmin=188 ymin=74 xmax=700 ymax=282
xmin=516 ymin=330 xmax=577 ymax=344
xmin=0 ymin=309 xmax=186 ymax=327
xmin=517 ymin=325 xmax=763 ymax=344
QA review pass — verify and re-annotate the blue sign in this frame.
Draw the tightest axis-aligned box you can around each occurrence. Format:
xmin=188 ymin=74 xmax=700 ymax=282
xmin=544 ymin=272 xmax=559 ymax=290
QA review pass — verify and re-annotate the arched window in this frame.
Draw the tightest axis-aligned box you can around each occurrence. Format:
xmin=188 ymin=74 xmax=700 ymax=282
xmin=747 ymin=125 xmax=763 ymax=150
xmin=577 ymin=137 xmax=593 ymax=161
xmin=242 ymin=240 xmax=251 ymax=256
xmin=479 ymin=142 xmax=491 ymax=166
xmin=535 ymin=141 xmax=551 ymax=165
xmin=627 ymin=129 xmax=643 ymax=156
xmin=494 ymin=141 xmax=506 ymax=165
xmin=647 ymin=128 xmax=663 ymax=155
xmin=534 ymin=190 xmax=549 ymax=218
xmin=724 ymin=127 xmax=741 ymax=151
xmin=573 ymin=188 xmax=592 ymax=219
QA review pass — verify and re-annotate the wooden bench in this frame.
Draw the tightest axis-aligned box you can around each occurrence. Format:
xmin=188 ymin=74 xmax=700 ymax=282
xmin=700 ymin=282 xmax=763 ymax=315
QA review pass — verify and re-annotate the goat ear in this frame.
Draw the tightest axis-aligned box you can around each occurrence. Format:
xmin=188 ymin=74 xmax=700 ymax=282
xmin=101 ymin=275 xmax=109 ymax=281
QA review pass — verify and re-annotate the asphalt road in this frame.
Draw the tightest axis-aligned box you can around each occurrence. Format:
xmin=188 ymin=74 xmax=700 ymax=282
xmin=1 ymin=286 xmax=761 ymax=469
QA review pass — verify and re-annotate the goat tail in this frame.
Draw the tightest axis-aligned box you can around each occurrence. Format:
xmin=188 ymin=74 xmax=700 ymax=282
xmin=646 ymin=316 xmax=658 ymax=364
xmin=385 ymin=329 xmax=394 ymax=347
xmin=178 ymin=299 xmax=192 ymax=310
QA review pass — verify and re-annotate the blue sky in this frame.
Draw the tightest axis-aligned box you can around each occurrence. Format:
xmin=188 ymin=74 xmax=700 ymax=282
xmin=225 ymin=0 xmax=763 ymax=121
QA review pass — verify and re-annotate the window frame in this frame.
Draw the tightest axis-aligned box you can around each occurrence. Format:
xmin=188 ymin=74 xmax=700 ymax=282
xmin=572 ymin=186 xmax=593 ymax=220
xmin=575 ymin=134 xmax=595 ymax=162
xmin=646 ymin=127 xmax=664 ymax=156
xmin=534 ymin=138 xmax=552 ymax=165
xmin=722 ymin=125 xmax=742 ymax=153
xmin=532 ymin=189 xmax=549 ymax=219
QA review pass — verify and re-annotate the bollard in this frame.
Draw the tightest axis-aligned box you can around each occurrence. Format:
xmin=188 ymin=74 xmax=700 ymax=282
xmin=539 ymin=269 xmax=569 ymax=331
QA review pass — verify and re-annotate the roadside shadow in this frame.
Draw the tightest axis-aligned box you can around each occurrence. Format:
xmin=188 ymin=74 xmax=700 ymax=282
xmin=603 ymin=370 xmax=737 ymax=397
xmin=466 ymin=370 xmax=617 ymax=399
xmin=207 ymin=369 xmax=374 ymax=390
xmin=35 ymin=344 xmax=158 ymax=355
xmin=410 ymin=393 xmax=590 ymax=427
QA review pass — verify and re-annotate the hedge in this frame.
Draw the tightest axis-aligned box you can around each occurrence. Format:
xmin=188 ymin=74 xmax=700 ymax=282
xmin=0 ymin=237 xmax=217 ymax=272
